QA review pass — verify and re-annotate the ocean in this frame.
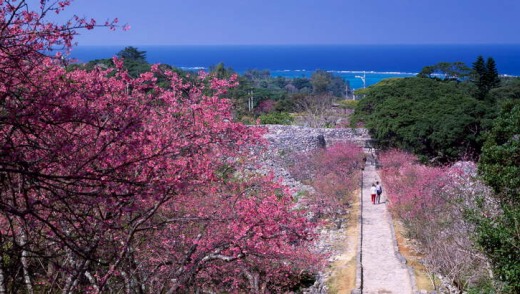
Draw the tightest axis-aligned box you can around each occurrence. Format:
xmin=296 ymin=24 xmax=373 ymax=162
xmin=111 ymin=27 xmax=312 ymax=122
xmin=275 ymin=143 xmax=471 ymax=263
xmin=67 ymin=44 xmax=520 ymax=90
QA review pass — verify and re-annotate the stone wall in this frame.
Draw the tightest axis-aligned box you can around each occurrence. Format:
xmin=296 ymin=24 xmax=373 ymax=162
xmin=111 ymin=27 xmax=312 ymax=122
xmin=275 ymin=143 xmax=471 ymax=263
xmin=261 ymin=125 xmax=371 ymax=153
xmin=250 ymin=125 xmax=370 ymax=192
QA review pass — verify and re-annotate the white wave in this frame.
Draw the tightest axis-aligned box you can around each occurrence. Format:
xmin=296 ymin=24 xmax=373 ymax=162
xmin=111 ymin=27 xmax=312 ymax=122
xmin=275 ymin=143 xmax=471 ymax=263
xmin=326 ymin=70 xmax=418 ymax=75
xmin=179 ymin=66 xmax=207 ymax=70
xmin=271 ymin=69 xmax=418 ymax=75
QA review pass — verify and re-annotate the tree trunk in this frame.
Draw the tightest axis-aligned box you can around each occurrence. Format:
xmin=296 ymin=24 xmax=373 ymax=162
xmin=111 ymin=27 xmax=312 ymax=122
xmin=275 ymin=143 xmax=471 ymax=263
xmin=0 ymin=255 xmax=6 ymax=294
xmin=84 ymin=271 xmax=100 ymax=293
xmin=62 ymin=255 xmax=89 ymax=294
xmin=244 ymin=270 xmax=260 ymax=293
xmin=20 ymin=231 xmax=34 ymax=294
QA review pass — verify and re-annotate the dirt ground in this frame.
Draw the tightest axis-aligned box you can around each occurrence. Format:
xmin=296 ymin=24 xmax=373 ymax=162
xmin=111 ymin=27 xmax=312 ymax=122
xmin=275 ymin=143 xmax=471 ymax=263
xmin=392 ymin=220 xmax=439 ymax=291
xmin=326 ymin=196 xmax=360 ymax=293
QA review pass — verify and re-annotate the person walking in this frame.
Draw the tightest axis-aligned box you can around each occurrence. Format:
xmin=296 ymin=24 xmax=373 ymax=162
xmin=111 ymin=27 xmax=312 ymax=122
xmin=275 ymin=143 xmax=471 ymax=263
xmin=376 ymin=181 xmax=383 ymax=204
xmin=370 ymin=183 xmax=377 ymax=204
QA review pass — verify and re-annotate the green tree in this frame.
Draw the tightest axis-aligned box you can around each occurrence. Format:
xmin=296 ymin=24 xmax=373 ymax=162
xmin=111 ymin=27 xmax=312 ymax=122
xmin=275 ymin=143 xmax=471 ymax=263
xmin=474 ymin=101 xmax=520 ymax=293
xmin=352 ymin=77 xmax=492 ymax=162
xmin=210 ymin=62 xmax=235 ymax=79
xmin=117 ymin=46 xmax=147 ymax=62
xmin=479 ymin=101 xmax=520 ymax=203
xmin=311 ymin=70 xmax=331 ymax=94
xmin=67 ymin=58 xmax=114 ymax=72
xmin=310 ymin=70 xmax=346 ymax=97
xmin=473 ymin=55 xmax=487 ymax=80
xmin=489 ymin=77 xmax=520 ymax=104
xmin=329 ymin=74 xmax=347 ymax=97
xmin=291 ymin=77 xmax=312 ymax=93
xmin=114 ymin=47 xmax=150 ymax=77
xmin=68 ymin=47 xmax=190 ymax=82
xmin=472 ymin=56 xmax=501 ymax=100
xmin=418 ymin=61 xmax=471 ymax=80
xmin=485 ymin=57 xmax=501 ymax=90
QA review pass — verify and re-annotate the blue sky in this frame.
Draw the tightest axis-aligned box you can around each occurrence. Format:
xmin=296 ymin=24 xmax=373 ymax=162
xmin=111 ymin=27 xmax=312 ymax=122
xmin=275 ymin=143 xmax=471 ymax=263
xmin=59 ymin=0 xmax=520 ymax=46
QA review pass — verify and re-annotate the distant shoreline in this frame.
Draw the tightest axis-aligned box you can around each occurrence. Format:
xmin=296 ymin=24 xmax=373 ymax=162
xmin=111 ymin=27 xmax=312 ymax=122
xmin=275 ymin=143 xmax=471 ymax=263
xmin=67 ymin=44 xmax=520 ymax=88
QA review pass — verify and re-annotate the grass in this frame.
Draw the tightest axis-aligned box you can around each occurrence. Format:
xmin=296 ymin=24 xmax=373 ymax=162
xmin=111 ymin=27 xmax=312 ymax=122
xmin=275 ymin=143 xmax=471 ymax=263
xmin=392 ymin=220 xmax=440 ymax=291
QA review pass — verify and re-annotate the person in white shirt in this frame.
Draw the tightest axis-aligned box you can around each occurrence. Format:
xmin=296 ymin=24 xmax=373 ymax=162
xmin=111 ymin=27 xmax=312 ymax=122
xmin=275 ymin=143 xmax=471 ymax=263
xmin=370 ymin=183 xmax=377 ymax=204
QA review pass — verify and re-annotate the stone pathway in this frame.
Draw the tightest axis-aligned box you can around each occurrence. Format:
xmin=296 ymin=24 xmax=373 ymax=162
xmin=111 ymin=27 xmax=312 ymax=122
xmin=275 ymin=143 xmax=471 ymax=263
xmin=357 ymin=155 xmax=414 ymax=294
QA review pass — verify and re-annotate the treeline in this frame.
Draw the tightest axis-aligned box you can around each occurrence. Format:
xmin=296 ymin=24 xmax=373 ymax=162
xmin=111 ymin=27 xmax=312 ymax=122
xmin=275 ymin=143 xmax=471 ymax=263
xmin=352 ymin=57 xmax=519 ymax=293
xmin=352 ymin=56 xmax=517 ymax=163
xmin=71 ymin=46 xmax=351 ymax=126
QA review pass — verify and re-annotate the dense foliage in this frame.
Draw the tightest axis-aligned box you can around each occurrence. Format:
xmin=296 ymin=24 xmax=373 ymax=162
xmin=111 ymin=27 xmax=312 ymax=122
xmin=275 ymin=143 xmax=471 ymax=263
xmin=353 ymin=56 xmax=514 ymax=163
xmin=73 ymin=54 xmax=350 ymax=126
xmin=417 ymin=61 xmax=471 ymax=80
xmin=68 ymin=47 xmax=184 ymax=80
xmin=473 ymin=101 xmax=520 ymax=293
xmin=379 ymin=150 xmax=495 ymax=292
xmin=489 ymin=77 xmax=520 ymax=103
xmin=222 ymin=68 xmax=349 ymax=125
xmin=479 ymin=101 xmax=520 ymax=200
xmin=0 ymin=1 xmax=321 ymax=292
xmin=352 ymin=77 xmax=493 ymax=162
xmin=288 ymin=142 xmax=364 ymax=224
xmin=355 ymin=57 xmax=519 ymax=292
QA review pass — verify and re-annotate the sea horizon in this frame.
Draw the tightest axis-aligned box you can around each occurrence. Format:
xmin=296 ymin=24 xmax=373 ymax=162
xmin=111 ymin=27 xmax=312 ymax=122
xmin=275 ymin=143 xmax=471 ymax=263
xmin=67 ymin=44 xmax=520 ymax=89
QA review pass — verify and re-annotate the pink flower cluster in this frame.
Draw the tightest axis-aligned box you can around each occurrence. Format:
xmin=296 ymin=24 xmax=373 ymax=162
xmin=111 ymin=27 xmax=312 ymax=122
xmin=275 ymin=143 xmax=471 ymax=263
xmin=0 ymin=1 xmax=320 ymax=292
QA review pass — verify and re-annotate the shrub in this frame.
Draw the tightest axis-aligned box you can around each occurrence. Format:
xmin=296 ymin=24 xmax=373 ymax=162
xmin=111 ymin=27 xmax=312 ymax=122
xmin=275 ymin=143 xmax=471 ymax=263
xmin=258 ymin=111 xmax=294 ymax=125
xmin=338 ymin=99 xmax=358 ymax=110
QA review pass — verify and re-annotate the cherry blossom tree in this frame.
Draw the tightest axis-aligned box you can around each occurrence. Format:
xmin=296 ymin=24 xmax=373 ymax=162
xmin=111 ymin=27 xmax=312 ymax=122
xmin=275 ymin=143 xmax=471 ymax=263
xmin=289 ymin=142 xmax=364 ymax=222
xmin=0 ymin=1 xmax=319 ymax=292
xmin=379 ymin=150 xmax=494 ymax=292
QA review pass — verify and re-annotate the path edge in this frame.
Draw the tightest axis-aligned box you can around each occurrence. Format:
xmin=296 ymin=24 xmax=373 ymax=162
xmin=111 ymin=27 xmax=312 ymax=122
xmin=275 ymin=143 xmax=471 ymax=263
xmin=381 ymin=182 xmax=419 ymax=294
xmin=351 ymin=168 xmax=364 ymax=294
